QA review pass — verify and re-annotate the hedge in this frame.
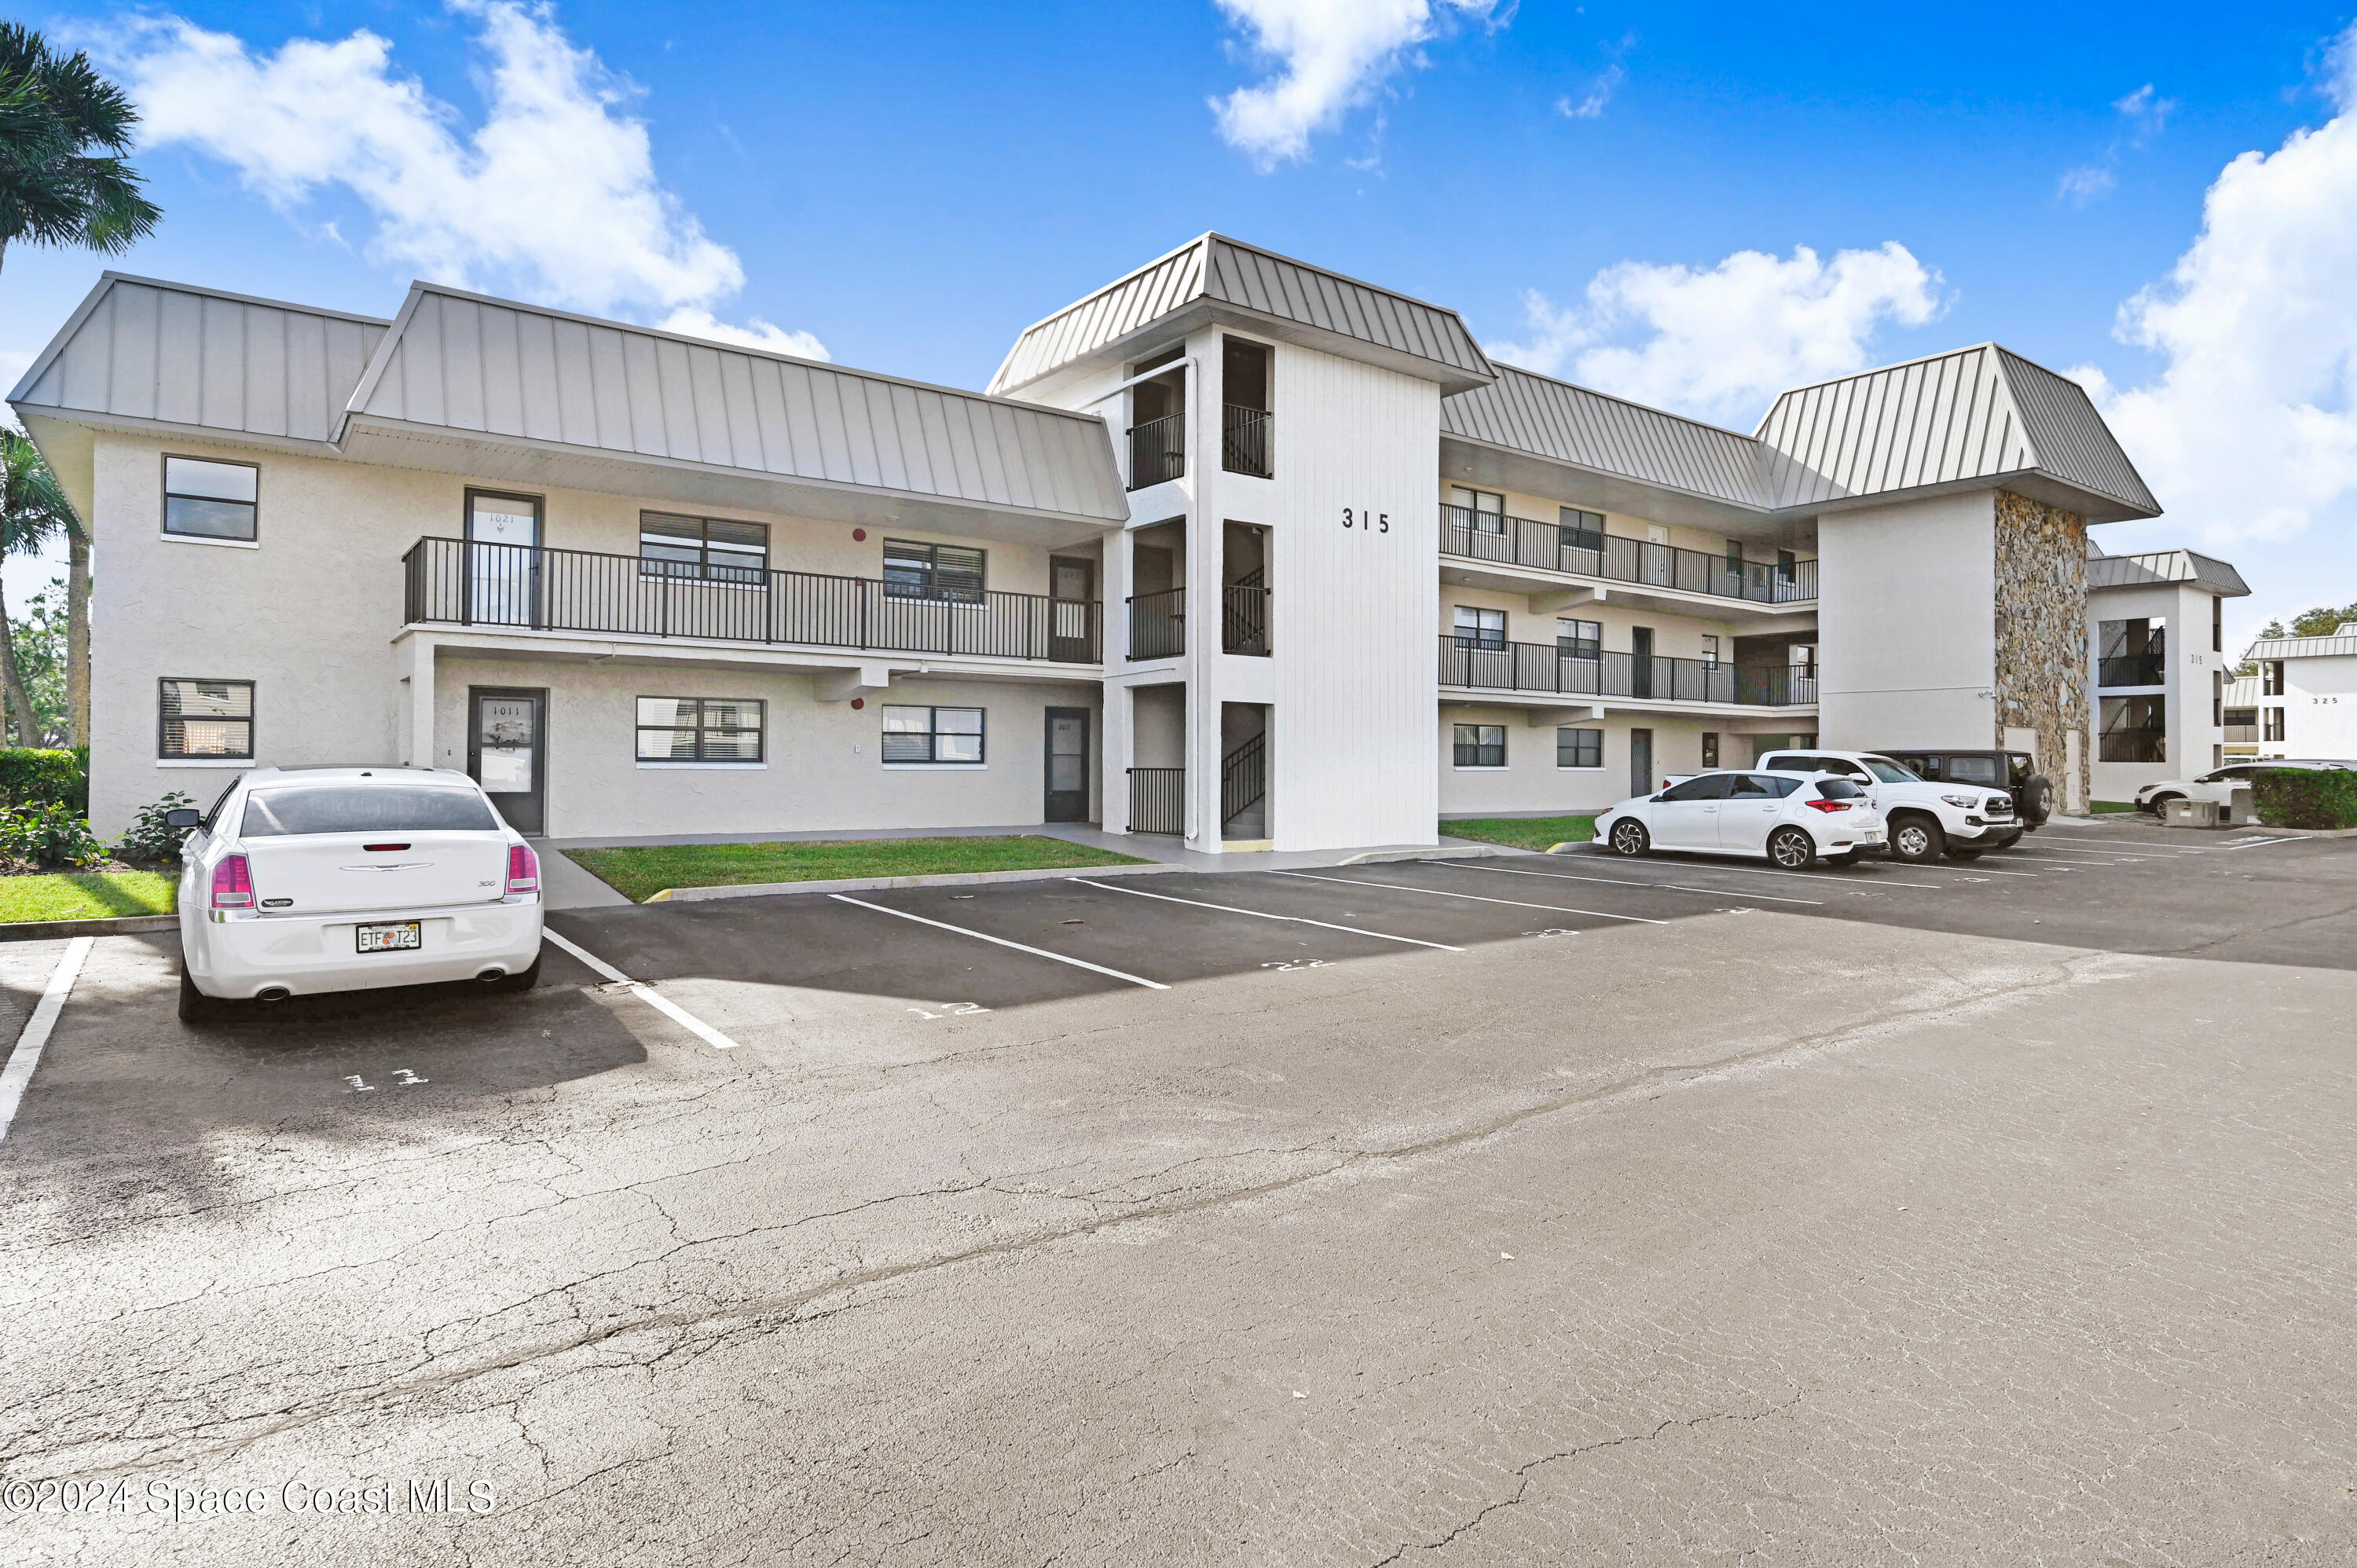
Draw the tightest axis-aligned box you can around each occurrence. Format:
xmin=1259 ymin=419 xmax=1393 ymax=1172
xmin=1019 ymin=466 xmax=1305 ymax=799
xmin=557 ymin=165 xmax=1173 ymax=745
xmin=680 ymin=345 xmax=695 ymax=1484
xmin=0 ymin=749 xmax=87 ymax=813
xmin=2253 ymin=768 xmax=2357 ymax=830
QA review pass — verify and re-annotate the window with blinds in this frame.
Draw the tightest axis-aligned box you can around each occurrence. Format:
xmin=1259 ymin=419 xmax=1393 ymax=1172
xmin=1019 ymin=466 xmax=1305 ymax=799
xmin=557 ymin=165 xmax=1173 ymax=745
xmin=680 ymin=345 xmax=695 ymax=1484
xmin=640 ymin=514 xmax=770 ymax=584
xmin=882 ymin=539 xmax=987 ymax=603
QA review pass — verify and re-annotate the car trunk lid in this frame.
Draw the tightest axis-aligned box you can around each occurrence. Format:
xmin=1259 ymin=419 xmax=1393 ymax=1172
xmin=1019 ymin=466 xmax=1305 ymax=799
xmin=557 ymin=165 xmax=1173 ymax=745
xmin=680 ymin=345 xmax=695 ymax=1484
xmin=241 ymin=832 xmax=510 ymax=914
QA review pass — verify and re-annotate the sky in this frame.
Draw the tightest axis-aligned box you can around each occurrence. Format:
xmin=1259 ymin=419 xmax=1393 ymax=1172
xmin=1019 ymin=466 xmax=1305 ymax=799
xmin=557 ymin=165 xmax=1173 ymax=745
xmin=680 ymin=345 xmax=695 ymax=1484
xmin=5 ymin=0 xmax=2357 ymax=653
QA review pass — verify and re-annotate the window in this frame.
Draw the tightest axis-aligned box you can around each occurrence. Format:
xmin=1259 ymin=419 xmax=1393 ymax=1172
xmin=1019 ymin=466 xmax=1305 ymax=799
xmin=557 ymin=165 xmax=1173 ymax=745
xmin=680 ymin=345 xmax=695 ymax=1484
xmin=243 ymin=784 xmax=497 ymax=837
xmin=1453 ymin=723 xmax=1505 ymax=768
xmin=159 ymin=678 xmax=254 ymax=759
xmin=1725 ymin=540 xmax=1743 ymax=575
xmin=640 ymin=514 xmax=769 ymax=583
xmin=1700 ymin=636 xmax=1720 ymax=667
xmin=2263 ymin=661 xmax=2286 ymax=696
xmin=2264 ymin=708 xmax=2286 ymax=742
xmin=1701 ymin=732 xmax=1719 ymax=768
xmin=2098 ymin=617 xmax=2166 ymax=687
xmin=1556 ymin=617 xmax=1600 ymax=660
xmin=1560 ymin=507 xmax=1604 ymax=553
xmin=2213 ymin=669 xmax=2223 ymax=727
xmin=636 ymin=698 xmax=764 ymax=763
xmin=1659 ymin=774 xmax=1731 ymax=801
xmin=1948 ymin=754 xmax=2005 ymax=785
xmin=883 ymin=538 xmax=987 ymax=603
xmin=2212 ymin=594 xmax=2223 ymax=654
xmin=1558 ymin=727 xmax=1603 ymax=769
xmin=1453 ymin=606 xmax=1507 ymax=650
xmin=884 ymin=705 xmax=984 ymax=764
xmin=1776 ymin=549 xmax=1797 ymax=584
xmin=1450 ymin=486 xmax=1505 ymax=534
xmin=2223 ymin=706 xmax=2259 ymax=742
xmin=163 ymin=456 xmax=258 ymax=540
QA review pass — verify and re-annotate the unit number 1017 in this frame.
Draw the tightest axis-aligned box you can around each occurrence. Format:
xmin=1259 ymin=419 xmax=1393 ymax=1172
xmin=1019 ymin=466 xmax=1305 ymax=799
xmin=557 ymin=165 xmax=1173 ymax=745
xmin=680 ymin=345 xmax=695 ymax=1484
xmin=1341 ymin=507 xmax=1389 ymax=533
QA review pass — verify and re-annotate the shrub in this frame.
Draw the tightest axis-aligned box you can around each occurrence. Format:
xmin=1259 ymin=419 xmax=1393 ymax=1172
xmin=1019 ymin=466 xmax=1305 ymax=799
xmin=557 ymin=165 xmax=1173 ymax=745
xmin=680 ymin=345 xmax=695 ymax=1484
xmin=0 ymin=747 xmax=87 ymax=812
xmin=117 ymin=791 xmax=200 ymax=863
xmin=2254 ymin=768 xmax=2357 ymax=830
xmin=0 ymin=800 xmax=107 ymax=869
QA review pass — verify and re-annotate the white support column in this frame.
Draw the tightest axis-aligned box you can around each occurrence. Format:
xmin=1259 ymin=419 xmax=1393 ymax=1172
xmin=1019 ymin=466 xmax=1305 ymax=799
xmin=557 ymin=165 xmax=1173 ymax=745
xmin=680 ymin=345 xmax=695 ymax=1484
xmin=401 ymin=635 xmax=435 ymax=768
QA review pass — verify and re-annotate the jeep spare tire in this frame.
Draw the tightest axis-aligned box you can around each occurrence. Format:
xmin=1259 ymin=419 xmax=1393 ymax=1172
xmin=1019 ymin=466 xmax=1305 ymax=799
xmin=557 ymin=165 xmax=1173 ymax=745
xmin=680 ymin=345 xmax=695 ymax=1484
xmin=2021 ymin=773 xmax=2053 ymax=824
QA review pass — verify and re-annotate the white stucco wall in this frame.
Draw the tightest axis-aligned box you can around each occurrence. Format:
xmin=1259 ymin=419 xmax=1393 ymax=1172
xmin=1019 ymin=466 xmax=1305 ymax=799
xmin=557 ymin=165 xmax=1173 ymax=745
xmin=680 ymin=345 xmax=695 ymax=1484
xmin=2280 ymin=652 xmax=2357 ymax=757
xmin=1816 ymin=492 xmax=1996 ymax=750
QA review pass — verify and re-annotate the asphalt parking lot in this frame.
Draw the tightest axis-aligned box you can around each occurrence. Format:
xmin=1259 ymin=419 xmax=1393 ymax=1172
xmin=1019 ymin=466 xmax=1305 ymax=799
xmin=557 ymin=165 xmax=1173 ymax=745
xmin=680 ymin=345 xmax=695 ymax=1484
xmin=4 ymin=819 xmax=2355 ymax=1566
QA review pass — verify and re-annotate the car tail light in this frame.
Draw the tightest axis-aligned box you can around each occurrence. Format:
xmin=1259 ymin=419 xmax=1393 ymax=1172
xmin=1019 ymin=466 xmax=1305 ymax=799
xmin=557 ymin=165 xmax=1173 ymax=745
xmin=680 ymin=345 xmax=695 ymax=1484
xmin=1803 ymin=798 xmax=1850 ymax=813
xmin=507 ymin=842 xmax=540 ymax=895
xmin=211 ymin=854 xmax=255 ymax=909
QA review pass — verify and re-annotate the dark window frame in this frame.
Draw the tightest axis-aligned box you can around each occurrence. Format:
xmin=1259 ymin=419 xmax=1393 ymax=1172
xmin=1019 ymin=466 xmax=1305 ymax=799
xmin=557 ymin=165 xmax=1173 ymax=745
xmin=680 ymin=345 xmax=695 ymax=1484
xmin=159 ymin=676 xmax=255 ymax=760
xmin=1701 ymin=731 xmax=1720 ymax=769
xmin=882 ymin=538 xmax=988 ymax=604
xmin=1560 ymin=507 xmax=1604 ymax=554
xmin=1453 ymin=606 xmax=1508 ymax=651
xmin=882 ymin=704 xmax=987 ymax=764
xmin=1450 ymin=485 xmax=1506 ymax=534
xmin=636 ymin=696 xmax=766 ymax=764
xmin=2264 ymin=708 xmax=2286 ymax=742
xmin=162 ymin=453 xmax=261 ymax=542
xmin=638 ymin=511 xmax=771 ymax=585
xmin=1453 ymin=723 xmax=1506 ymax=768
xmin=1556 ymin=617 xmax=1602 ymax=661
xmin=2263 ymin=661 xmax=2286 ymax=696
xmin=1557 ymin=726 xmax=1604 ymax=769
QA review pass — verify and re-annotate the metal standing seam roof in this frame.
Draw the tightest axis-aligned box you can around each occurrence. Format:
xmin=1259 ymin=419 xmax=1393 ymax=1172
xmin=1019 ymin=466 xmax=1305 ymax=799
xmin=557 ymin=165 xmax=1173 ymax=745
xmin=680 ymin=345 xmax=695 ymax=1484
xmin=2245 ymin=625 xmax=2357 ymax=660
xmin=1439 ymin=364 xmax=1778 ymax=509
xmin=345 ymin=284 xmax=1128 ymax=523
xmin=990 ymin=233 xmax=1494 ymax=396
xmin=7 ymin=273 xmax=387 ymax=448
xmin=2085 ymin=548 xmax=2251 ymax=597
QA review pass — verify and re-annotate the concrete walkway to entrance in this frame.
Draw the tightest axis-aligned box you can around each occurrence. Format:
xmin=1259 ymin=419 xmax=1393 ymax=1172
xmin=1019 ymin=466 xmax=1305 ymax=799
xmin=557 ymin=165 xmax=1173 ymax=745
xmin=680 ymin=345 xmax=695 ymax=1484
xmin=533 ymin=822 xmax=1504 ymax=910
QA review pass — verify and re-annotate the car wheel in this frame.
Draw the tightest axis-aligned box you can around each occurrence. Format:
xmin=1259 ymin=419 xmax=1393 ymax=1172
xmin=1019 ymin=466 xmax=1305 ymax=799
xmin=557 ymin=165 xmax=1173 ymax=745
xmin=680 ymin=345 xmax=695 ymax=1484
xmin=491 ymin=952 xmax=543 ymax=993
xmin=1608 ymin=819 xmax=1651 ymax=856
xmin=1767 ymin=826 xmax=1816 ymax=869
xmin=1889 ymin=815 xmax=1945 ymax=863
xmin=2144 ymin=793 xmax=2181 ymax=816
xmin=178 ymin=967 xmax=229 ymax=1027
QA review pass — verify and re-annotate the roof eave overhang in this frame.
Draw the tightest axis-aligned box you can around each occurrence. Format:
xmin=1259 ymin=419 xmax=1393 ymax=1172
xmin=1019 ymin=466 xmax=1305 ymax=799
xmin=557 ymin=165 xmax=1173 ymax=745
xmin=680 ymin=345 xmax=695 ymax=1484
xmin=8 ymin=403 xmax=346 ymax=460
xmin=1002 ymin=297 xmax=1496 ymax=400
xmin=1782 ymin=468 xmax=2161 ymax=526
xmin=339 ymin=416 xmax=1127 ymax=548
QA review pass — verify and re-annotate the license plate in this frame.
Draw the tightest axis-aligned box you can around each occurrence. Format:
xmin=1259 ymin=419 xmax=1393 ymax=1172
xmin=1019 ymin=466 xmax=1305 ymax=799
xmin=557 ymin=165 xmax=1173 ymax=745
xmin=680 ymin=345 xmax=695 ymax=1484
xmin=1860 ymin=830 xmax=1885 ymax=843
xmin=357 ymin=921 xmax=422 ymax=954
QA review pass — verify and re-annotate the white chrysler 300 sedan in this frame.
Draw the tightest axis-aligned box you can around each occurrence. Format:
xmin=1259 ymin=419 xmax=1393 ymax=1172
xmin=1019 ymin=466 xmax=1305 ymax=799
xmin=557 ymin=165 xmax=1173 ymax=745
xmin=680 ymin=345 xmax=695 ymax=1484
xmin=1596 ymin=770 xmax=1886 ymax=868
xmin=174 ymin=766 xmax=544 ymax=1022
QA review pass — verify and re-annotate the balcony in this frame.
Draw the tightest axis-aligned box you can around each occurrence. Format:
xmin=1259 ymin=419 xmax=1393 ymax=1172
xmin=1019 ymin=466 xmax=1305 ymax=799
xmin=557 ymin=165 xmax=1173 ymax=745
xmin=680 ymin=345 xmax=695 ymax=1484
xmin=401 ymin=537 xmax=1101 ymax=663
xmin=1128 ymin=588 xmax=1186 ymax=660
xmin=1439 ymin=636 xmax=1817 ymax=707
xmin=2099 ymin=727 xmax=2167 ymax=764
xmin=1127 ymin=412 xmax=1184 ymax=490
xmin=1223 ymin=405 xmax=1272 ymax=478
xmin=2097 ymin=653 xmax=2166 ymax=687
xmin=1439 ymin=505 xmax=1816 ymax=605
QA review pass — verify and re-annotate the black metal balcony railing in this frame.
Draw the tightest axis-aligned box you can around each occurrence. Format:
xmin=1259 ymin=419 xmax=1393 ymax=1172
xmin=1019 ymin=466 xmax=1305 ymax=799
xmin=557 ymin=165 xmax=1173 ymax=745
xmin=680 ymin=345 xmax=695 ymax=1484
xmin=1128 ymin=587 xmax=1186 ymax=660
xmin=1223 ymin=405 xmax=1272 ymax=478
xmin=1222 ymin=583 xmax=1270 ymax=656
xmin=1439 ymin=505 xmax=1817 ymax=604
xmin=2099 ymin=727 xmax=2168 ymax=764
xmin=2097 ymin=653 xmax=2167 ymax=687
xmin=1127 ymin=412 xmax=1185 ymax=490
xmin=1221 ymin=731 xmax=1266 ymax=829
xmin=403 ymin=537 xmax=1101 ymax=663
xmin=1127 ymin=768 xmax=1183 ymax=835
xmin=1438 ymin=636 xmax=1818 ymax=707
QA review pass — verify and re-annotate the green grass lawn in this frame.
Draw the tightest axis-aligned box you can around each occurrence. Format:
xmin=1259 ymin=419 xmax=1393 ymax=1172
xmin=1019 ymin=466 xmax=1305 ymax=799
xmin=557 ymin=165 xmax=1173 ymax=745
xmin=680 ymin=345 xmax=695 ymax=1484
xmin=0 ymin=870 xmax=178 ymax=923
xmin=2090 ymin=800 xmax=2143 ymax=814
xmin=1440 ymin=815 xmax=1598 ymax=851
xmin=565 ymin=835 xmax=1156 ymax=902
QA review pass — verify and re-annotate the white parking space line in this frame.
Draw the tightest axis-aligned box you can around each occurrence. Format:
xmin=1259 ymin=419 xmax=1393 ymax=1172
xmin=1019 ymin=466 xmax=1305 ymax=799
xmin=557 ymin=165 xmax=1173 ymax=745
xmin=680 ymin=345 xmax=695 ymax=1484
xmin=1560 ymin=854 xmax=1945 ymax=891
xmin=0 ymin=937 xmax=93 ymax=1147
xmin=2012 ymin=839 xmax=2190 ymax=856
xmin=1269 ymin=870 xmax=1669 ymax=925
xmin=828 ymin=895 xmax=1171 ymax=990
xmin=542 ymin=930 xmax=745 ymax=1050
xmin=1915 ymin=861 xmax=2043 ymax=877
xmin=1443 ymin=861 xmax=1827 ymax=906
xmin=1069 ymin=877 xmax=1464 ymax=951
xmin=2219 ymin=836 xmax=2305 ymax=850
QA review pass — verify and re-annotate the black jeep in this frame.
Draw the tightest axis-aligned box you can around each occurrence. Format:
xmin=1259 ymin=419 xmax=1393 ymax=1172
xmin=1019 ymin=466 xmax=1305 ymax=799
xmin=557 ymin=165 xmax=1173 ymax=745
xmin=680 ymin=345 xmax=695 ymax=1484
xmin=1875 ymin=749 xmax=2054 ymax=832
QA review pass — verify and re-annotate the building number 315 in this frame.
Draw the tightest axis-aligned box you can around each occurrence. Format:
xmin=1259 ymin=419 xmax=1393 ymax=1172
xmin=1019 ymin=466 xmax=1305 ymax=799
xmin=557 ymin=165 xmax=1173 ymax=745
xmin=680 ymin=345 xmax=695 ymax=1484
xmin=1341 ymin=507 xmax=1389 ymax=533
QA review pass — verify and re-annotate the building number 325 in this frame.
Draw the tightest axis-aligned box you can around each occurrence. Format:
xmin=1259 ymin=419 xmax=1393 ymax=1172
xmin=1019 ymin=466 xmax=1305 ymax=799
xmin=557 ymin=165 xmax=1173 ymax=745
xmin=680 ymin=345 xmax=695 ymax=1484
xmin=1341 ymin=507 xmax=1390 ymax=533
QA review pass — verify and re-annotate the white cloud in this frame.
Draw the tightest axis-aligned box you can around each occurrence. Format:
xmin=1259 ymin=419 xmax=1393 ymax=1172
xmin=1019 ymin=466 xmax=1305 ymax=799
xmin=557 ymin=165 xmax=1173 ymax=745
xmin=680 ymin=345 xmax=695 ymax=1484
xmin=1492 ymin=243 xmax=1944 ymax=426
xmin=2057 ymin=164 xmax=2115 ymax=205
xmin=1209 ymin=0 xmax=1505 ymax=169
xmin=2057 ymin=80 xmax=2177 ymax=206
xmin=1555 ymin=64 xmax=1622 ymax=121
xmin=2075 ymin=23 xmax=2357 ymax=548
xmin=110 ymin=1 xmax=824 ymax=356
xmin=657 ymin=307 xmax=827 ymax=362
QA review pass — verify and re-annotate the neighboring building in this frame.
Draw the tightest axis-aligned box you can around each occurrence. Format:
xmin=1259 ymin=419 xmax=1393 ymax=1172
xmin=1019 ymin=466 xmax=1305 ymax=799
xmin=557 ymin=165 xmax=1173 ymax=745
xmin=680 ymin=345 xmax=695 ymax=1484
xmin=2240 ymin=622 xmax=2357 ymax=760
xmin=2084 ymin=545 xmax=2250 ymax=799
xmin=11 ymin=237 xmax=2165 ymax=850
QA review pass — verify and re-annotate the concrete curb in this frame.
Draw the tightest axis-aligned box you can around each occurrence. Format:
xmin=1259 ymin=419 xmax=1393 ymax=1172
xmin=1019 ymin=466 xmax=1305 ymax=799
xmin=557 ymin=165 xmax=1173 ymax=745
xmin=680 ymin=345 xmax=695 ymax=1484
xmin=0 ymin=913 xmax=178 ymax=942
xmin=643 ymin=859 xmax=1187 ymax=903
xmin=1336 ymin=844 xmax=1519 ymax=866
xmin=1543 ymin=840 xmax=1597 ymax=854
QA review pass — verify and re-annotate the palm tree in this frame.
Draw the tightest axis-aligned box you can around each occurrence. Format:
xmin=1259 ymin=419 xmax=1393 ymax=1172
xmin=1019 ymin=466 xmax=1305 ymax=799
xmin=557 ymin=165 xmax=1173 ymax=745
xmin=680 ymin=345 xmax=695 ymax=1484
xmin=0 ymin=23 xmax=160 ymax=746
xmin=0 ymin=431 xmax=77 ymax=744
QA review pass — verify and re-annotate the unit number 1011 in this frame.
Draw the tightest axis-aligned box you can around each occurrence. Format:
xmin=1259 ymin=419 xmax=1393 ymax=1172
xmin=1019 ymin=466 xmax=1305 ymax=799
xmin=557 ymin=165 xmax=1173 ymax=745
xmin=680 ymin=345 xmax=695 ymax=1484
xmin=1341 ymin=507 xmax=1390 ymax=533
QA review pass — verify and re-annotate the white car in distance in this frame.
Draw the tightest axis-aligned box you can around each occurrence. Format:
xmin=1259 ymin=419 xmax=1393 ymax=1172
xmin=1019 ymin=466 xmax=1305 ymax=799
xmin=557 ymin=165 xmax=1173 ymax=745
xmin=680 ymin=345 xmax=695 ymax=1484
xmin=1596 ymin=769 xmax=1886 ymax=868
xmin=2135 ymin=759 xmax=2352 ymax=815
xmin=174 ymin=766 xmax=544 ymax=1024
xmin=1754 ymin=749 xmax=2020 ymax=863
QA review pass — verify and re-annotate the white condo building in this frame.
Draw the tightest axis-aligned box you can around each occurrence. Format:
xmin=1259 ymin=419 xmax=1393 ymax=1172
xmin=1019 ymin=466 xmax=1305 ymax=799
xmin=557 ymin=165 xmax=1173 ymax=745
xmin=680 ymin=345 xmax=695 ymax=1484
xmin=2239 ymin=622 xmax=2357 ymax=760
xmin=2084 ymin=546 xmax=2250 ymax=798
xmin=11 ymin=237 xmax=2208 ymax=850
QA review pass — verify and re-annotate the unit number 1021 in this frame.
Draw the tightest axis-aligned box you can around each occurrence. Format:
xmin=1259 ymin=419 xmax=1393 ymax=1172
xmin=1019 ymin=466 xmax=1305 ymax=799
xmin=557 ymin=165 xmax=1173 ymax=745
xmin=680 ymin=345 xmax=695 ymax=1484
xmin=1341 ymin=507 xmax=1389 ymax=533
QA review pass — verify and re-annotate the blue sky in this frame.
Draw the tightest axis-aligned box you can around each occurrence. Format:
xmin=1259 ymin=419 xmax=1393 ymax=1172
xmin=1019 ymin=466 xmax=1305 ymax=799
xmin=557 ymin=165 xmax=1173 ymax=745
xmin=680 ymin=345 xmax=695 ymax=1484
xmin=8 ymin=1 xmax=2357 ymax=650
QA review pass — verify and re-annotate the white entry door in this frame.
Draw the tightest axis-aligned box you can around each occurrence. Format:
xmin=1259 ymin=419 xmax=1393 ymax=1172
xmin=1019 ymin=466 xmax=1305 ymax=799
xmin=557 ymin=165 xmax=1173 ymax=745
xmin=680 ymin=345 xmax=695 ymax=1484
xmin=467 ymin=490 xmax=542 ymax=625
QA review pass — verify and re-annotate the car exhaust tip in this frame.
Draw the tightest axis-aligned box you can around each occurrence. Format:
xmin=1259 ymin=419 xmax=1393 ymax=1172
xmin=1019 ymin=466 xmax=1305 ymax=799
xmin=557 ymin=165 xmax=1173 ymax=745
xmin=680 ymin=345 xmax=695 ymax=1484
xmin=255 ymin=986 xmax=292 ymax=1004
xmin=476 ymin=967 xmax=507 ymax=984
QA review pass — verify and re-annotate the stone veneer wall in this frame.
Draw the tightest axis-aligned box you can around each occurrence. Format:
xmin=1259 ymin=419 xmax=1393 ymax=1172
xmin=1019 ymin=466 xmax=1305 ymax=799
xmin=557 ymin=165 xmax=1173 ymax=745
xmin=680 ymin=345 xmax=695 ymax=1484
xmin=1993 ymin=490 xmax=2090 ymax=806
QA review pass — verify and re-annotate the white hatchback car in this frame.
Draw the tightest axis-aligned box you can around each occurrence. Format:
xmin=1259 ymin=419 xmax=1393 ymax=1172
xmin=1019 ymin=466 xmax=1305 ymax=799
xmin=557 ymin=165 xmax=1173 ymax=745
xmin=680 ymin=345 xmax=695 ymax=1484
xmin=1596 ymin=769 xmax=1886 ymax=868
xmin=174 ymin=766 xmax=544 ymax=1023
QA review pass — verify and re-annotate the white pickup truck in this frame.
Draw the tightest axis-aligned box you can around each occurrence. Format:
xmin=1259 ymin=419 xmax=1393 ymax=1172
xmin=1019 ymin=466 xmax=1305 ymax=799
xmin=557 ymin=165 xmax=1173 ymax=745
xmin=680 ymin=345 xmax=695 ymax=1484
xmin=1754 ymin=749 xmax=2022 ymax=863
